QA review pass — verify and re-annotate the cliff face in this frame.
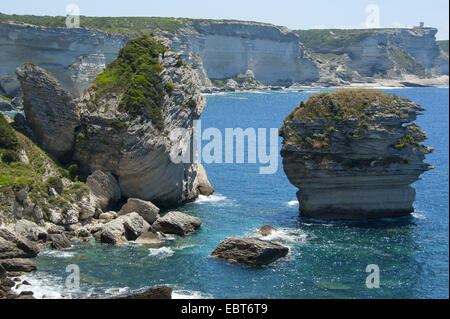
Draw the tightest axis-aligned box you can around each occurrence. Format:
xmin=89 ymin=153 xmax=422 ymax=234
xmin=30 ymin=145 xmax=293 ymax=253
xmin=298 ymin=28 xmax=449 ymax=85
xmin=280 ymin=89 xmax=433 ymax=220
xmin=0 ymin=21 xmax=448 ymax=97
xmin=73 ymin=37 xmax=211 ymax=205
xmin=0 ymin=23 xmax=127 ymax=96
xmin=167 ymin=20 xmax=319 ymax=86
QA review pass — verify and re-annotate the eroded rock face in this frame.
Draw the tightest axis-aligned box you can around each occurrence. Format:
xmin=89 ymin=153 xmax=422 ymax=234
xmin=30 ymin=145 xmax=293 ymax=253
xmin=280 ymin=89 xmax=433 ymax=220
xmin=211 ymin=237 xmax=289 ymax=266
xmin=15 ymin=63 xmax=80 ymax=162
xmin=73 ymin=37 xmax=212 ymax=206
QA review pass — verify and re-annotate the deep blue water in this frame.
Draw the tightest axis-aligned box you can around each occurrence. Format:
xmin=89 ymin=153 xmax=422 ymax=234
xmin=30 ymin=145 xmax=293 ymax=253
xmin=18 ymin=88 xmax=449 ymax=299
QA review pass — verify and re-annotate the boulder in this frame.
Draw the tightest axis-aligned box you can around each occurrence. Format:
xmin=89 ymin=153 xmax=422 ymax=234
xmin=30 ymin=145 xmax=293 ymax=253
xmin=0 ymin=227 xmax=39 ymax=258
xmin=255 ymin=225 xmax=278 ymax=237
xmin=86 ymin=170 xmax=121 ymax=212
xmin=118 ymin=198 xmax=160 ymax=224
xmin=0 ymin=237 xmax=28 ymax=259
xmin=113 ymin=286 xmax=172 ymax=299
xmin=152 ymin=211 xmax=202 ymax=236
xmin=48 ymin=234 xmax=72 ymax=250
xmin=14 ymin=219 xmax=47 ymax=242
xmin=99 ymin=211 xmax=118 ymax=222
xmin=211 ymin=237 xmax=289 ymax=266
xmin=15 ymin=63 xmax=80 ymax=163
xmin=99 ymin=213 xmax=150 ymax=245
xmin=0 ymin=258 xmax=37 ymax=272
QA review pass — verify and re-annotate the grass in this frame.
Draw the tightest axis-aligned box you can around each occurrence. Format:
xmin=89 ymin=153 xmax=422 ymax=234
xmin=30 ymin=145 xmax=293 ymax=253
xmin=92 ymin=35 xmax=168 ymax=130
xmin=294 ymin=29 xmax=375 ymax=51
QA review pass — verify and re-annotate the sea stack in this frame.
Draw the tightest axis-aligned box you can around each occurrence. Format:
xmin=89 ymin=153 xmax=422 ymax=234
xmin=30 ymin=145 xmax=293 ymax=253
xmin=279 ymin=89 xmax=433 ymax=220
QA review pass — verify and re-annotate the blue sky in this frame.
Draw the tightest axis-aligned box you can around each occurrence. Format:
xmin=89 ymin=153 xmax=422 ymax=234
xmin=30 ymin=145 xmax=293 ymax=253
xmin=1 ymin=0 xmax=448 ymax=39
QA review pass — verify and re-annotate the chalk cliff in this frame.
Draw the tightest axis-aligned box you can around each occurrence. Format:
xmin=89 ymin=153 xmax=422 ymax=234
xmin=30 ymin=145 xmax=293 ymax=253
xmin=280 ymin=89 xmax=433 ymax=220
xmin=0 ymin=19 xmax=448 ymax=98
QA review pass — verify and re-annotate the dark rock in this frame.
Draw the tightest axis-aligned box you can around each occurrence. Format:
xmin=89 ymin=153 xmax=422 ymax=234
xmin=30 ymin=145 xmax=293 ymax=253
xmin=152 ymin=211 xmax=202 ymax=236
xmin=211 ymin=237 xmax=289 ymax=266
xmin=0 ymin=258 xmax=37 ymax=272
xmin=48 ymin=233 xmax=72 ymax=250
xmin=113 ymin=286 xmax=172 ymax=299
xmin=0 ymin=227 xmax=40 ymax=258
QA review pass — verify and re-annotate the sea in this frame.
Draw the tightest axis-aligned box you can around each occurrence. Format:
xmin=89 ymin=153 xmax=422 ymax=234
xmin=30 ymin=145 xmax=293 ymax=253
xmin=11 ymin=87 xmax=449 ymax=299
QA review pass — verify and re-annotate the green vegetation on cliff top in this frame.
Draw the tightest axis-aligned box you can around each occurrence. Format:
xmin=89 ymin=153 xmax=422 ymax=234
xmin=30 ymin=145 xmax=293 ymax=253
xmin=294 ymin=29 xmax=375 ymax=50
xmin=285 ymin=89 xmax=408 ymax=122
xmin=93 ymin=35 xmax=168 ymax=130
xmin=0 ymin=13 xmax=183 ymax=34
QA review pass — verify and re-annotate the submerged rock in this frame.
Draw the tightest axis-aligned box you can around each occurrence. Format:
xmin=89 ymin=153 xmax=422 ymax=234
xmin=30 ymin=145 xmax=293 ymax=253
xmin=255 ymin=225 xmax=278 ymax=237
xmin=135 ymin=227 xmax=163 ymax=245
xmin=113 ymin=286 xmax=172 ymax=299
xmin=152 ymin=211 xmax=202 ymax=236
xmin=211 ymin=237 xmax=289 ymax=266
xmin=279 ymin=89 xmax=433 ymax=220
xmin=15 ymin=63 xmax=80 ymax=163
xmin=118 ymin=198 xmax=160 ymax=224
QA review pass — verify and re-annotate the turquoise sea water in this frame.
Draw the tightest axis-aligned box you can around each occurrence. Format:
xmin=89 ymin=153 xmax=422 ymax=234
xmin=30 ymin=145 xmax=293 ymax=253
xmin=16 ymin=88 xmax=449 ymax=299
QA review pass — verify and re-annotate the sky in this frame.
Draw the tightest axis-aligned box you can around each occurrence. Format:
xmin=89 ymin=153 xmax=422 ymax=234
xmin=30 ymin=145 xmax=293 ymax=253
xmin=1 ymin=0 xmax=448 ymax=40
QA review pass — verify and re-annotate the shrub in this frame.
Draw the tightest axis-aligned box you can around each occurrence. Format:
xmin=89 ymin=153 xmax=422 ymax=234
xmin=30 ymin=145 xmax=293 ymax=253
xmin=68 ymin=164 xmax=79 ymax=181
xmin=93 ymin=35 xmax=168 ymax=130
xmin=165 ymin=82 xmax=175 ymax=94
xmin=44 ymin=176 xmax=64 ymax=194
xmin=1 ymin=150 xmax=19 ymax=164
xmin=176 ymin=59 xmax=184 ymax=67
xmin=0 ymin=114 xmax=19 ymax=150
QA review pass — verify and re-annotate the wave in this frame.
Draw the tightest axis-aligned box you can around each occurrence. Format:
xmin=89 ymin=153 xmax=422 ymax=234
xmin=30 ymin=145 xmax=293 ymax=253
xmin=16 ymin=272 xmax=70 ymax=299
xmin=39 ymin=249 xmax=75 ymax=258
xmin=172 ymin=289 xmax=213 ymax=299
xmin=287 ymin=200 xmax=299 ymax=207
xmin=249 ymin=227 xmax=307 ymax=245
xmin=148 ymin=247 xmax=174 ymax=258
xmin=195 ymin=193 xmax=227 ymax=204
